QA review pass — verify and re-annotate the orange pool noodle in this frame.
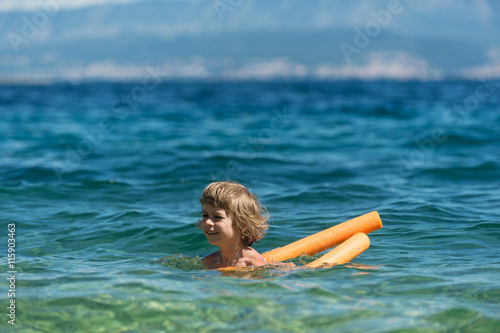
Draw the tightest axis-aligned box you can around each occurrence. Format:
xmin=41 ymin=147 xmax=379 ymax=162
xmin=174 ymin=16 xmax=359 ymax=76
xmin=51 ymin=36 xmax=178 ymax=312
xmin=261 ymin=211 xmax=382 ymax=263
xmin=305 ymin=233 xmax=370 ymax=267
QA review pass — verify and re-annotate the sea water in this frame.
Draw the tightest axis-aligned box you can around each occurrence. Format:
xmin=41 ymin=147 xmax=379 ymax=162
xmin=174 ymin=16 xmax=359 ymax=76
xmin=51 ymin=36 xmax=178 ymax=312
xmin=1 ymin=80 xmax=499 ymax=332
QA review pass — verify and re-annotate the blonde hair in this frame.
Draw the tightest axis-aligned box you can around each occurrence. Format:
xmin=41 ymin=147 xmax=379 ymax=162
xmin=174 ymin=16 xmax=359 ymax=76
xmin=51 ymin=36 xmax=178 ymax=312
xmin=199 ymin=181 xmax=269 ymax=246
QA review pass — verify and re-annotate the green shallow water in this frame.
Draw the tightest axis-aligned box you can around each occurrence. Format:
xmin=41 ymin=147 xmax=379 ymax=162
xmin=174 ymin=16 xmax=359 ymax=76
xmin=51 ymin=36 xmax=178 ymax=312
xmin=11 ymin=258 xmax=500 ymax=332
xmin=1 ymin=81 xmax=500 ymax=332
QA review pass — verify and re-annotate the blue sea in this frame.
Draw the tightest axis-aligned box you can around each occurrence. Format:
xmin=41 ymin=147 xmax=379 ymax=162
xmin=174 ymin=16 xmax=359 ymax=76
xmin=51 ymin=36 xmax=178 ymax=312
xmin=1 ymin=80 xmax=500 ymax=332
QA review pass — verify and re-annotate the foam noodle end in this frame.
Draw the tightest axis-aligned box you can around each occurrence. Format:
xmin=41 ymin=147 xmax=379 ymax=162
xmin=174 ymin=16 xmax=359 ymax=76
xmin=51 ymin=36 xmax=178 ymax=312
xmin=306 ymin=233 xmax=370 ymax=267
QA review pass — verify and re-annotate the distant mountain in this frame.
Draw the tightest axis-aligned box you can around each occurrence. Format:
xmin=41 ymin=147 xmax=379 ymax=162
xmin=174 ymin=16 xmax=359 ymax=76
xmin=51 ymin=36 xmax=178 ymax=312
xmin=1 ymin=0 xmax=499 ymax=81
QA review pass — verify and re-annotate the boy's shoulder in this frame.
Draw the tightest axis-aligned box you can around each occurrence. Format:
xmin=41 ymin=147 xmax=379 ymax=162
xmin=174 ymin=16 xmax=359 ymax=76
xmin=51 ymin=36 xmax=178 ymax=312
xmin=243 ymin=248 xmax=267 ymax=267
xmin=202 ymin=248 xmax=267 ymax=268
xmin=201 ymin=251 xmax=220 ymax=268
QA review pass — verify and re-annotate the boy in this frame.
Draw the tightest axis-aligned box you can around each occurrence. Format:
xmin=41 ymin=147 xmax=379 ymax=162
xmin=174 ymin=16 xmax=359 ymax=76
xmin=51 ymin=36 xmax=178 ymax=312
xmin=199 ymin=181 xmax=269 ymax=269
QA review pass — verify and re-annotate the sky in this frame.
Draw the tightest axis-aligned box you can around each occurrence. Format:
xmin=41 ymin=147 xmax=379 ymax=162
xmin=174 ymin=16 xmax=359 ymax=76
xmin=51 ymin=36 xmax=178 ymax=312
xmin=0 ymin=0 xmax=499 ymax=82
xmin=0 ymin=0 xmax=143 ymax=12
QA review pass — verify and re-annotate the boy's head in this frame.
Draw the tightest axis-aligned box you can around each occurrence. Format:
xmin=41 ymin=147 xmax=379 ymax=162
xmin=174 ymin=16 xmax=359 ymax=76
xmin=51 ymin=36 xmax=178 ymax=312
xmin=199 ymin=181 xmax=269 ymax=246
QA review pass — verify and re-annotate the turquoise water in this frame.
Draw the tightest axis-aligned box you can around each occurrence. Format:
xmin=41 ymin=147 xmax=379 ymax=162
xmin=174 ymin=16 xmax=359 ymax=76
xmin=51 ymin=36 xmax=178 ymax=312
xmin=1 ymin=80 xmax=500 ymax=332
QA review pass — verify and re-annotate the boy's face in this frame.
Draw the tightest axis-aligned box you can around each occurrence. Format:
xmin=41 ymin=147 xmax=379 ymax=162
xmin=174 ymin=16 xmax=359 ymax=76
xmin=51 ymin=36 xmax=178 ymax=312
xmin=201 ymin=204 xmax=241 ymax=247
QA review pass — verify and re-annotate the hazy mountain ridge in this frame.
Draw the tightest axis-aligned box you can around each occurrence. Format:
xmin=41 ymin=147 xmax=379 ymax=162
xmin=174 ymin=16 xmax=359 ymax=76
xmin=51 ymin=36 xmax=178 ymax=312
xmin=1 ymin=0 xmax=499 ymax=81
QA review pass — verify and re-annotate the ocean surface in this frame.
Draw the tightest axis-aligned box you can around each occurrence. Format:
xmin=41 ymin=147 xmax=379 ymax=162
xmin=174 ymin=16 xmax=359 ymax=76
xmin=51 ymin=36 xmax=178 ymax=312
xmin=1 ymin=80 xmax=499 ymax=332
